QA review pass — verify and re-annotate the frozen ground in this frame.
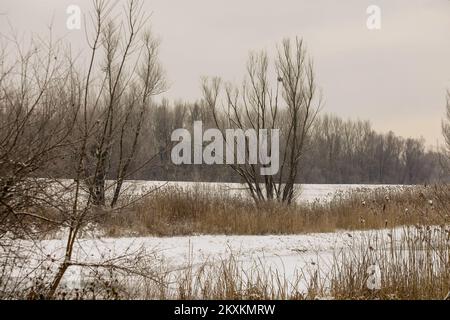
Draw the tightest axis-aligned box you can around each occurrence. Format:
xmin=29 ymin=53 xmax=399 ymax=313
xmin=4 ymin=227 xmax=414 ymax=296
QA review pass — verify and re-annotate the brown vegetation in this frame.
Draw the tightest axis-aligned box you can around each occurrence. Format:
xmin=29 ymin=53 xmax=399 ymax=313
xmin=100 ymin=185 xmax=446 ymax=237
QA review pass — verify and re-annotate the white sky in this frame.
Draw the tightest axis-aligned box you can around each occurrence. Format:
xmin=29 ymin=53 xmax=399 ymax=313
xmin=1 ymin=0 xmax=450 ymax=145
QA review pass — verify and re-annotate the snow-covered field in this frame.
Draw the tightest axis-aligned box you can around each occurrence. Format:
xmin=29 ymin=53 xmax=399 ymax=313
xmin=2 ymin=182 xmax=428 ymax=298
xmin=4 ymin=227 xmax=427 ymax=297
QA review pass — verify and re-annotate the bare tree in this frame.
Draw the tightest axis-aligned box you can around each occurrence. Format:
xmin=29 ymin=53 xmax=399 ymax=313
xmin=43 ymin=0 xmax=166 ymax=297
xmin=202 ymin=38 xmax=321 ymax=204
xmin=0 ymin=27 xmax=78 ymax=240
xmin=77 ymin=0 xmax=166 ymax=207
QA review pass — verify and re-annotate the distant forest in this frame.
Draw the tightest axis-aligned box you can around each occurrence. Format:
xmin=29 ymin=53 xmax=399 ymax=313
xmin=50 ymin=99 xmax=444 ymax=185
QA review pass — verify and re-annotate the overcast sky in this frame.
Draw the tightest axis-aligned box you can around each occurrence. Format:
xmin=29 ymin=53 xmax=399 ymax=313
xmin=1 ymin=0 xmax=450 ymax=145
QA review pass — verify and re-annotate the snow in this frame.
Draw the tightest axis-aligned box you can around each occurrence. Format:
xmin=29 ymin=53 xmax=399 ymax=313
xmin=3 ymin=227 xmax=414 ymax=296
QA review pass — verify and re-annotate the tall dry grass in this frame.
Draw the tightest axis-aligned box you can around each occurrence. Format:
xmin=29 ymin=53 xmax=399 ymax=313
xmin=328 ymin=226 xmax=449 ymax=299
xmin=100 ymin=185 xmax=445 ymax=237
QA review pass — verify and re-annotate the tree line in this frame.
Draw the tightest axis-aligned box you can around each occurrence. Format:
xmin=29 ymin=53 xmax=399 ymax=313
xmin=92 ymin=99 xmax=441 ymax=185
